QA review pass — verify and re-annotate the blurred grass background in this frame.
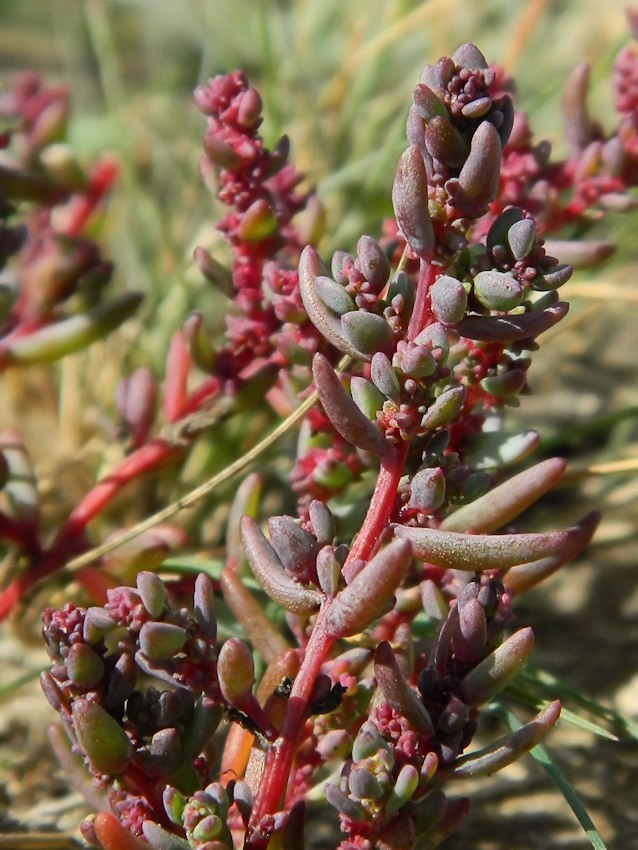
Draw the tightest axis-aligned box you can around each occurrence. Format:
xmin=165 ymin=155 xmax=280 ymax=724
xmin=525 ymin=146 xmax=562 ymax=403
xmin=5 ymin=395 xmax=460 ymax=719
xmin=0 ymin=0 xmax=636 ymax=847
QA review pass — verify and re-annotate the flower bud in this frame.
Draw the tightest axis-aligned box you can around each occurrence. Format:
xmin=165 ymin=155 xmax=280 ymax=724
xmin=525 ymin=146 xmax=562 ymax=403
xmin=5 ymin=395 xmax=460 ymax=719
xmin=72 ymin=699 xmax=132 ymax=775
xmin=429 ymin=276 xmax=468 ymax=324
xmin=473 ymin=270 xmax=523 ymax=311
xmin=139 ymin=622 xmax=188 ymax=660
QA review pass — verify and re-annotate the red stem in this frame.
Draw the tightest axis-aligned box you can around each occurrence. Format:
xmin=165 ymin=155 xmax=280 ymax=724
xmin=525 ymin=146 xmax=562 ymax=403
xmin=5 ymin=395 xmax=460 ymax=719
xmin=407 ymin=258 xmax=435 ymax=342
xmin=245 ymin=615 xmax=334 ymax=849
xmin=346 ymin=441 xmax=409 ymax=567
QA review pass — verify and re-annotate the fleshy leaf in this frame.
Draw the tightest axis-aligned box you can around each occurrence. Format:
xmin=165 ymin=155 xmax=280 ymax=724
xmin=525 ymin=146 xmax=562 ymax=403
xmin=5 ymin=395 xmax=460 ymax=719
xmin=375 ymin=641 xmax=435 ymax=736
xmin=442 ymin=457 xmax=566 ymax=533
xmin=313 ymin=353 xmax=393 ymax=457
xmin=240 ymin=516 xmax=323 ymax=614
xmin=394 ymin=525 xmax=569 ymax=570
xmin=392 ymin=146 xmax=434 ymax=259
xmin=459 ymin=627 xmax=535 ymax=705
xmin=326 ymin=538 xmax=412 ymax=637
xmin=443 ymin=700 xmax=561 ymax=778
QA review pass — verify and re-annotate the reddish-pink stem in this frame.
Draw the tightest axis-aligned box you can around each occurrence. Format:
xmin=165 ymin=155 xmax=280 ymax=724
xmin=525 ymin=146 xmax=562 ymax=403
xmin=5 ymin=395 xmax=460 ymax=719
xmin=245 ymin=615 xmax=334 ymax=849
xmin=407 ymin=258 xmax=436 ymax=342
xmin=346 ymin=441 xmax=409 ymax=567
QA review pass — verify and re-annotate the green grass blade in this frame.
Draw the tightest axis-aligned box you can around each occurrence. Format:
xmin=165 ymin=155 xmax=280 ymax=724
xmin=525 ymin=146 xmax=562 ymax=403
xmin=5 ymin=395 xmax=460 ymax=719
xmin=494 ymin=703 xmax=608 ymax=850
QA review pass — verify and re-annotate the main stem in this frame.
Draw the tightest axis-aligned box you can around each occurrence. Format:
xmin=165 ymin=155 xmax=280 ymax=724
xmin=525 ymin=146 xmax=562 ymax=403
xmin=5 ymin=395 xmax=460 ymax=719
xmin=246 ymin=260 xmax=435 ymax=844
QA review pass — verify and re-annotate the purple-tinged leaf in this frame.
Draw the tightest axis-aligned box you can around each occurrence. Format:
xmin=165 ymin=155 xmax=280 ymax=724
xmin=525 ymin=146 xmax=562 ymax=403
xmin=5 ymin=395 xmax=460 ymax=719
xmin=268 ymin=516 xmax=319 ymax=579
xmin=507 ymin=218 xmax=537 ymax=260
xmin=357 ymin=235 xmax=391 ymax=289
xmin=394 ymin=525 xmax=569 ymax=571
xmin=194 ymin=573 xmax=217 ymax=639
xmin=543 ymin=239 xmax=615 ymax=268
xmin=442 ymin=457 xmax=567 ymax=533
xmin=424 ymin=116 xmax=469 ymax=168
xmin=413 ymin=83 xmax=448 ymax=122
xmin=326 ymin=539 xmax=412 ymax=638
xmin=299 ymin=246 xmax=370 ymax=360
xmin=562 ymin=61 xmax=592 ymax=156
xmin=459 ymin=627 xmax=535 ymax=705
xmin=443 ymin=700 xmax=561 ymax=778
xmin=240 ymin=516 xmax=323 ymax=615
xmin=532 ymin=264 xmax=573 ymax=291
xmin=452 ymin=43 xmax=488 ymax=70
xmin=312 ymin=353 xmax=393 ymax=457
xmin=505 ymin=511 xmax=601 ymax=595
xmin=392 ymin=146 xmax=434 ymax=260
xmin=453 ymin=302 xmax=569 ymax=341
xmin=371 ymin=352 xmax=401 ymax=400
xmin=455 ymin=121 xmax=502 ymax=215
xmin=374 ymin=641 xmax=435 ymax=737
